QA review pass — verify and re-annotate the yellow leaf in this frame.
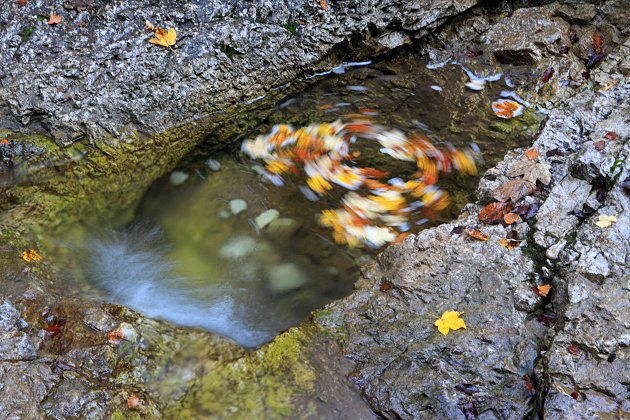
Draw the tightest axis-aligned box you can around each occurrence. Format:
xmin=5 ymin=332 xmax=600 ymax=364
xmin=595 ymin=214 xmax=617 ymax=228
xmin=498 ymin=238 xmax=521 ymax=250
xmin=22 ymin=249 xmax=42 ymax=263
xmin=150 ymin=27 xmax=176 ymax=48
xmin=435 ymin=310 xmax=466 ymax=336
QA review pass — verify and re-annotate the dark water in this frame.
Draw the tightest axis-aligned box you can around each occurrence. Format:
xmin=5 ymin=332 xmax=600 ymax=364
xmin=86 ymin=54 xmax=540 ymax=347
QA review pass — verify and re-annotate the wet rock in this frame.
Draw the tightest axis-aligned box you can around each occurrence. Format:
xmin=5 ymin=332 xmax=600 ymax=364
xmin=265 ymin=217 xmax=301 ymax=240
xmin=169 ymin=170 xmax=189 ymax=186
xmin=228 ymin=198 xmax=247 ymax=215
xmin=0 ymin=299 xmax=37 ymax=361
xmin=218 ymin=235 xmax=258 ymax=259
xmin=255 ymin=209 xmax=279 ymax=229
xmin=83 ymin=306 xmax=116 ymax=332
xmin=0 ymin=362 xmax=57 ymax=419
xmin=267 ymin=263 xmax=308 ymax=294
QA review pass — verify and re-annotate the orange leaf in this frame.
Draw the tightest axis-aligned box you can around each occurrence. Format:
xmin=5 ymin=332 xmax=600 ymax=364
xmin=592 ymin=32 xmax=603 ymax=54
xmin=149 ymin=27 xmax=177 ymax=48
xmin=21 ymin=249 xmax=42 ymax=263
xmin=393 ymin=232 xmax=411 ymax=243
xmin=127 ymin=395 xmax=140 ymax=409
xmin=18 ymin=0 xmax=27 ymax=6
xmin=107 ymin=327 xmax=125 ymax=345
xmin=465 ymin=228 xmax=489 ymax=241
xmin=316 ymin=104 xmax=333 ymax=110
xmin=380 ymin=280 xmax=391 ymax=292
xmin=503 ymin=213 xmax=522 ymax=225
xmin=478 ymin=202 xmax=512 ymax=225
xmin=0 ymin=139 xmax=9 ymax=145
xmin=48 ymin=14 xmax=62 ymax=25
xmin=319 ymin=0 xmax=328 ymax=10
xmin=525 ymin=148 xmax=538 ymax=160
xmin=533 ymin=284 xmax=551 ymax=297
xmin=491 ymin=100 xmax=523 ymax=119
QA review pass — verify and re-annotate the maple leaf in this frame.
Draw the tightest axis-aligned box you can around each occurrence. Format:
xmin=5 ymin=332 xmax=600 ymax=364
xmin=435 ymin=310 xmax=466 ymax=336
xmin=498 ymin=238 xmax=520 ymax=250
xmin=150 ymin=27 xmax=176 ymax=48
xmin=465 ymin=228 xmax=489 ymax=241
xmin=507 ymin=157 xmax=551 ymax=185
xmin=525 ymin=148 xmax=538 ymax=161
xmin=22 ymin=249 xmax=42 ymax=263
xmin=491 ymin=99 xmax=523 ymax=119
xmin=503 ymin=212 xmax=521 ymax=225
xmin=478 ymin=202 xmax=512 ymax=225
xmin=595 ymin=214 xmax=617 ymax=228
xmin=493 ymin=178 xmax=536 ymax=202
xmin=48 ymin=14 xmax=62 ymax=25
xmin=533 ymin=284 xmax=551 ymax=297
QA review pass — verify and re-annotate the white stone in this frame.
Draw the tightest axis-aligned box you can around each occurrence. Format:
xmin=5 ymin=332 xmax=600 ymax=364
xmin=267 ymin=263 xmax=308 ymax=294
xmin=218 ymin=236 xmax=257 ymax=259
xmin=255 ymin=209 xmax=279 ymax=229
xmin=229 ymin=199 xmax=248 ymax=215
xmin=169 ymin=171 xmax=189 ymax=186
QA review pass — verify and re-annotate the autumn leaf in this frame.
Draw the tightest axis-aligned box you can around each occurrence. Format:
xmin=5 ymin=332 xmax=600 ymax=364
xmin=498 ymin=238 xmax=520 ymax=250
xmin=465 ymin=228 xmax=488 ymax=241
xmin=48 ymin=14 xmax=62 ymax=25
xmin=149 ymin=27 xmax=177 ymax=48
xmin=593 ymin=140 xmax=606 ymax=151
xmin=319 ymin=0 xmax=328 ymax=10
xmin=567 ymin=345 xmax=580 ymax=355
xmin=144 ymin=19 xmax=155 ymax=32
xmin=18 ymin=0 xmax=27 ymax=6
xmin=22 ymin=249 xmax=42 ymax=263
xmin=107 ymin=327 xmax=125 ymax=344
xmin=127 ymin=395 xmax=140 ymax=409
xmin=592 ymin=32 xmax=604 ymax=54
xmin=525 ymin=148 xmax=538 ymax=161
xmin=493 ymin=178 xmax=536 ymax=202
xmin=542 ymin=67 xmax=555 ymax=83
xmin=595 ymin=214 xmax=617 ymax=228
xmin=435 ymin=310 xmax=466 ymax=336
xmin=491 ymin=99 xmax=524 ymax=119
xmin=380 ymin=280 xmax=391 ymax=292
xmin=0 ymin=139 xmax=9 ymax=145
xmin=533 ymin=284 xmax=551 ymax=297
xmin=522 ymin=374 xmax=534 ymax=395
xmin=503 ymin=212 xmax=522 ymax=225
xmin=478 ymin=202 xmax=512 ymax=225
xmin=507 ymin=157 xmax=551 ymax=185
xmin=604 ymin=131 xmax=618 ymax=140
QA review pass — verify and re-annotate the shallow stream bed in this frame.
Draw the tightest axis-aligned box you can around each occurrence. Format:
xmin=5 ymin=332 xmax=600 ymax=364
xmin=74 ymin=53 xmax=540 ymax=347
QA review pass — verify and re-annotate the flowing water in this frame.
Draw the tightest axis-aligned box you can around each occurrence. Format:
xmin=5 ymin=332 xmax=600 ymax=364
xmin=82 ymin=53 xmax=541 ymax=347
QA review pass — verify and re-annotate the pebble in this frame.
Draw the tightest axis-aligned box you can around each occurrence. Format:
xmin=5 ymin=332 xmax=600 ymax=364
xmin=229 ymin=199 xmax=248 ymax=215
xmin=255 ymin=209 xmax=279 ymax=229
xmin=206 ymin=159 xmax=222 ymax=171
xmin=218 ymin=236 xmax=258 ymax=259
xmin=267 ymin=263 xmax=308 ymax=294
xmin=169 ymin=171 xmax=189 ymax=186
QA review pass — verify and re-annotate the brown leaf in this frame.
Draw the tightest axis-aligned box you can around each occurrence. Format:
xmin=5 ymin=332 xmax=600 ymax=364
xmin=48 ymin=14 xmax=62 ymax=25
xmin=319 ymin=0 xmax=328 ymax=10
xmin=498 ymin=238 xmax=520 ymax=250
xmin=18 ymin=0 xmax=27 ymax=6
xmin=107 ymin=327 xmax=125 ymax=345
xmin=380 ymin=280 xmax=391 ymax=293
xmin=127 ymin=395 xmax=140 ymax=409
xmin=465 ymin=228 xmax=489 ymax=241
xmin=604 ymin=131 xmax=618 ymax=140
xmin=593 ymin=140 xmax=606 ymax=151
xmin=592 ymin=32 xmax=604 ymax=54
xmin=478 ymin=202 xmax=513 ymax=225
xmin=493 ymin=178 xmax=536 ymax=202
xmin=542 ymin=67 xmax=555 ymax=83
xmin=522 ymin=374 xmax=534 ymax=395
xmin=570 ymin=391 xmax=580 ymax=400
xmin=144 ymin=19 xmax=155 ymax=32
xmin=533 ymin=284 xmax=551 ymax=297
xmin=504 ymin=213 xmax=522 ymax=225
xmin=567 ymin=345 xmax=580 ymax=355
xmin=507 ymin=158 xmax=552 ymax=185
xmin=525 ymin=148 xmax=539 ymax=161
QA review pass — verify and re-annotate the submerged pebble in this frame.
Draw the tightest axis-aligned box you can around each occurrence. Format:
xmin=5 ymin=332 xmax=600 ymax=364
xmin=255 ymin=209 xmax=279 ymax=229
xmin=266 ymin=218 xmax=301 ymax=240
xmin=229 ymin=199 xmax=248 ymax=215
xmin=206 ymin=159 xmax=222 ymax=171
xmin=169 ymin=171 xmax=189 ymax=186
xmin=267 ymin=263 xmax=308 ymax=294
xmin=218 ymin=236 xmax=258 ymax=259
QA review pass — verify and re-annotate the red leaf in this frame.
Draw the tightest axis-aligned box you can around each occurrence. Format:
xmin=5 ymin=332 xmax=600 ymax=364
xmin=593 ymin=140 xmax=606 ymax=151
xmin=522 ymin=374 xmax=535 ymax=395
xmin=570 ymin=391 xmax=579 ymax=400
xmin=45 ymin=325 xmax=62 ymax=337
xmin=604 ymin=131 xmax=618 ymax=140
xmin=567 ymin=345 xmax=580 ymax=355
xmin=592 ymin=32 xmax=604 ymax=54
xmin=18 ymin=0 xmax=27 ymax=6
xmin=542 ymin=67 xmax=555 ymax=83
xmin=380 ymin=280 xmax=391 ymax=293
xmin=478 ymin=202 xmax=513 ymax=225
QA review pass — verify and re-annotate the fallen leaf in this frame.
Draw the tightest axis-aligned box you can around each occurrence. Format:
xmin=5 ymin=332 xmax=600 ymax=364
xmin=522 ymin=374 xmax=534 ymax=395
xmin=592 ymin=32 xmax=604 ymax=54
xmin=393 ymin=232 xmax=411 ymax=243
xmin=570 ymin=391 xmax=579 ymax=400
xmin=319 ymin=0 xmax=328 ymax=10
xmin=450 ymin=225 xmax=466 ymax=235
xmin=567 ymin=345 xmax=580 ymax=355
xmin=604 ymin=131 xmax=618 ymax=140
xmin=456 ymin=384 xmax=480 ymax=395
xmin=149 ymin=27 xmax=177 ymax=48
xmin=595 ymin=214 xmax=617 ymax=228
xmin=478 ymin=202 xmax=513 ymax=225
xmin=593 ymin=140 xmax=606 ymax=151
xmin=581 ymin=70 xmax=591 ymax=79
xmin=18 ymin=0 xmax=27 ymax=6
xmin=44 ymin=317 xmax=66 ymax=338
xmin=493 ymin=178 xmax=536 ymax=202
xmin=542 ymin=67 xmax=555 ymax=83
xmin=435 ymin=310 xmax=466 ymax=336
xmin=507 ymin=157 xmax=552 ymax=185
xmin=513 ymin=202 xmax=540 ymax=220
xmin=504 ymin=213 xmax=522 ymax=225
xmin=0 ymin=139 xmax=9 ymax=145
xmin=498 ymin=238 xmax=520 ymax=250
xmin=465 ymin=228 xmax=489 ymax=241
xmin=462 ymin=400 xmax=478 ymax=420
xmin=127 ymin=395 xmax=140 ymax=409
xmin=22 ymin=249 xmax=42 ymax=263
xmin=380 ymin=280 xmax=391 ymax=293
xmin=491 ymin=99 xmax=523 ymax=119
xmin=525 ymin=148 xmax=539 ymax=161
xmin=144 ymin=19 xmax=155 ymax=32
xmin=48 ymin=14 xmax=62 ymax=25
xmin=537 ymin=313 xmax=557 ymax=327
xmin=107 ymin=327 xmax=126 ymax=345
xmin=533 ymin=284 xmax=551 ymax=297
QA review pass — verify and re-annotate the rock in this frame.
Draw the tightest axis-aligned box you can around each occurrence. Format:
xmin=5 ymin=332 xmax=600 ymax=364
xmin=206 ymin=159 xmax=221 ymax=171
xmin=0 ymin=362 xmax=57 ymax=419
xmin=265 ymin=217 xmax=301 ymax=240
xmin=267 ymin=263 xmax=309 ymax=294
xmin=218 ymin=236 xmax=258 ymax=259
xmin=255 ymin=209 xmax=279 ymax=230
xmin=169 ymin=171 xmax=189 ymax=186
xmin=228 ymin=199 xmax=247 ymax=215
xmin=83 ymin=307 xmax=116 ymax=332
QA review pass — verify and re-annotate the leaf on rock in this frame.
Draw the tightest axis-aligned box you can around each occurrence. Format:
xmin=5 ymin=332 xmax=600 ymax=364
xmin=507 ymin=158 xmax=552 ymax=185
xmin=380 ymin=280 xmax=391 ymax=292
xmin=48 ymin=14 xmax=62 ymax=25
xmin=542 ymin=67 xmax=555 ymax=83
xmin=503 ymin=212 xmax=522 ymax=225
xmin=451 ymin=225 xmax=466 ymax=235
xmin=604 ymin=131 xmax=618 ymax=140
xmin=567 ymin=345 xmax=580 ymax=355
xmin=144 ymin=19 xmax=155 ymax=32
xmin=478 ymin=202 xmax=512 ymax=225
xmin=570 ymin=391 xmax=580 ymax=401
xmin=592 ymin=32 xmax=604 ymax=54
xmin=525 ymin=148 xmax=539 ymax=161
xmin=127 ymin=395 xmax=140 ymax=409
xmin=22 ymin=249 xmax=42 ymax=263
xmin=319 ymin=0 xmax=328 ymax=10
xmin=522 ymin=374 xmax=535 ymax=395
xmin=107 ymin=327 xmax=126 ymax=344
xmin=533 ymin=284 xmax=551 ymax=297
xmin=593 ymin=140 xmax=606 ymax=151
xmin=149 ymin=27 xmax=177 ymax=48
xmin=595 ymin=214 xmax=617 ymax=228
xmin=498 ymin=238 xmax=520 ymax=250
xmin=491 ymin=99 xmax=524 ymax=119
xmin=435 ymin=310 xmax=466 ymax=336
xmin=465 ymin=228 xmax=489 ymax=241
xmin=493 ymin=178 xmax=536 ymax=202
xmin=18 ymin=0 xmax=27 ymax=6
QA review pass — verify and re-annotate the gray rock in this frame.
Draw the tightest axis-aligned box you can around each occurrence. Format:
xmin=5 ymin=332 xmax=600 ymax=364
xmin=228 ymin=199 xmax=247 ymax=215
xmin=0 ymin=362 xmax=57 ymax=420
xmin=255 ymin=209 xmax=279 ymax=230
